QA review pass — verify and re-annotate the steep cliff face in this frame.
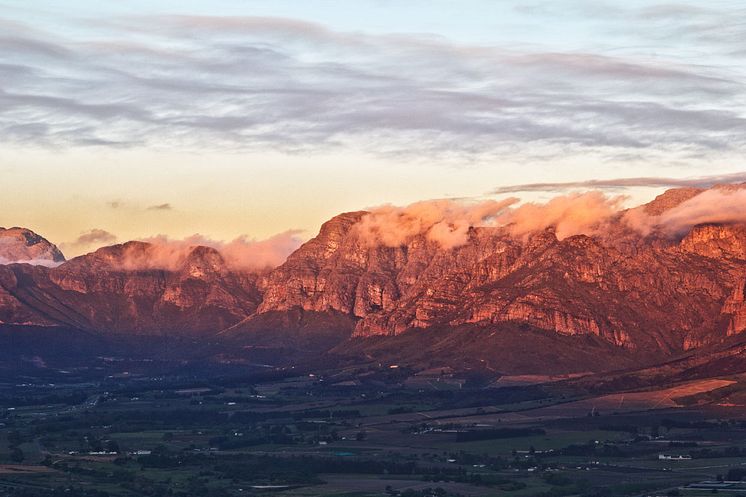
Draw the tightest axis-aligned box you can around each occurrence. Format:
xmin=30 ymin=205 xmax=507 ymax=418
xmin=252 ymin=204 xmax=741 ymax=352
xmin=256 ymin=212 xmax=523 ymax=329
xmin=642 ymin=187 xmax=704 ymax=215
xmin=0 ymin=242 xmax=261 ymax=335
xmin=677 ymin=224 xmax=746 ymax=338
xmin=680 ymin=224 xmax=746 ymax=260
xmin=257 ymin=212 xmax=371 ymax=315
xmin=722 ymin=278 xmax=746 ymax=336
xmin=0 ymin=227 xmax=65 ymax=265
xmin=4 ymin=185 xmax=746 ymax=364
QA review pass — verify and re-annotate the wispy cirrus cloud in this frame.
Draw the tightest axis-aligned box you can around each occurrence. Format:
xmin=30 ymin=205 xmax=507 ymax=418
xmin=492 ymin=171 xmax=746 ymax=194
xmin=0 ymin=4 xmax=745 ymax=165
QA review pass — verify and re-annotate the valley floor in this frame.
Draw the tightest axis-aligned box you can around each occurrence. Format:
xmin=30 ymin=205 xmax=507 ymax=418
xmin=2 ymin=365 xmax=746 ymax=497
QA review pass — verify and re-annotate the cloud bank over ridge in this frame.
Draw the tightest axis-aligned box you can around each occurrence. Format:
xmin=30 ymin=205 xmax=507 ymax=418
xmin=358 ymin=186 xmax=746 ymax=249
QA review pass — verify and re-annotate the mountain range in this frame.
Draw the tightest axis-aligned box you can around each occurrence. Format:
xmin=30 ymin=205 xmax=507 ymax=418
xmin=3 ymin=184 xmax=746 ymax=379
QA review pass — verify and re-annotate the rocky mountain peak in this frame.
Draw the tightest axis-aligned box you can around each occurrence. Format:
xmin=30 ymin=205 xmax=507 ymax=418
xmin=182 ymin=245 xmax=226 ymax=278
xmin=680 ymin=223 xmax=746 ymax=260
xmin=642 ymin=187 xmax=704 ymax=215
xmin=0 ymin=227 xmax=65 ymax=265
xmin=293 ymin=211 xmax=368 ymax=261
xmin=5 ymin=184 xmax=746 ymax=363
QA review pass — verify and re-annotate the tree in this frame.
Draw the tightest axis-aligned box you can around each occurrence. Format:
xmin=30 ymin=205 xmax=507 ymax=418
xmin=7 ymin=431 xmax=22 ymax=446
xmin=10 ymin=447 xmax=24 ymax=463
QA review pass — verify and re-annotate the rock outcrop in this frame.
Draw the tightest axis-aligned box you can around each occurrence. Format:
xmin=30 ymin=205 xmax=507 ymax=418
xmin=0 ymin=242 xmax=261 ymax=335
xmin=0 ymin=227 xmax=65 ymax=265
xmin=252 ymin=211 xmax=736 ymax=352
xmin=680 ymin=224 xmax=746 ymax=260
xmin=4 ymin=185 xmax=746 ymax=363
xmin=642 ymin=187 xmax=704 ymax=215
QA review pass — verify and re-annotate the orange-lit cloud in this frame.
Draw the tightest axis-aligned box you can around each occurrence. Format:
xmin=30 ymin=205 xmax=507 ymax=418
xmin=356 ymin=186 xmax=746 ymax=250
xmin=133 ymin=231 xmax=305 ymax=271
xmin=499 ymin=192 xmax=626 ymax=240
xmin=355 ymin=192 xmax=629 ymax=249
xmin=355 ymin=199 xmax=518 ymax=249
xmin=624 ymin=188 xmax=746 ymax=236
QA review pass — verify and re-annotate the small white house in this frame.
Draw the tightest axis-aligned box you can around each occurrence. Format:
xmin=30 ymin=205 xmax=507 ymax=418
xmin=658 ymin=454 xmax=691 ymax=461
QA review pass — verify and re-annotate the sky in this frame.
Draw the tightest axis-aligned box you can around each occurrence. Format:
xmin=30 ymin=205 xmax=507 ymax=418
xmin=1 ymin=0 xmax=745 ymax=256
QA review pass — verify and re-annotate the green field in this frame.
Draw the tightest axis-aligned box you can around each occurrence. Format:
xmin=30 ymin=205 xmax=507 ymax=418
xmin=1 ymin=371 xmax=746 ymax=497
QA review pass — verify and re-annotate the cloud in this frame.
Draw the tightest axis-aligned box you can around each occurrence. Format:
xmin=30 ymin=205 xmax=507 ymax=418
xmin=356 ymin=192 xmax=628 ymax=248
xmin=0 ymin=7 xmax=744 ymax=164
xmin=73 ymin=228 xmax=117 ymax=246
xmin=217 ymin=231 xmax=305 ymax=270
xmin=498 ymin=192 xmax=626 ymax=240
xmin=631 ymin=3 xmax=746 ymax=52
xmin=147 ymin=203 xmax=172 ymax=211
xmin=357 ymin=184 xmax=746 ymax=249
xmin=107 ymin=201 xmax=172 ymax=211
xmin=132 ymin=230 xmax=305 ymax=271
xmin=60 ymin=228 xmax=117 ymax=254
xmin=355 ymin=186 xmax=746 ymax=250
xmin=518 ymin=2 xmax=746 ymax=56
xmin=624 ymin=187 xmax=746 ymax=237
xmin=0 ymin=256 xmax=62 ymax=267
xmin=356 ymin=199 xmax=518 ymax=249
xmin=492 ymin=172 xmax=746 ymax=194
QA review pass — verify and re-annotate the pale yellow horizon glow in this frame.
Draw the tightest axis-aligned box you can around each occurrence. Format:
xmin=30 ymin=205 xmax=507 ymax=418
xmin=3 ymin=144 xmax=729 ymax=258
